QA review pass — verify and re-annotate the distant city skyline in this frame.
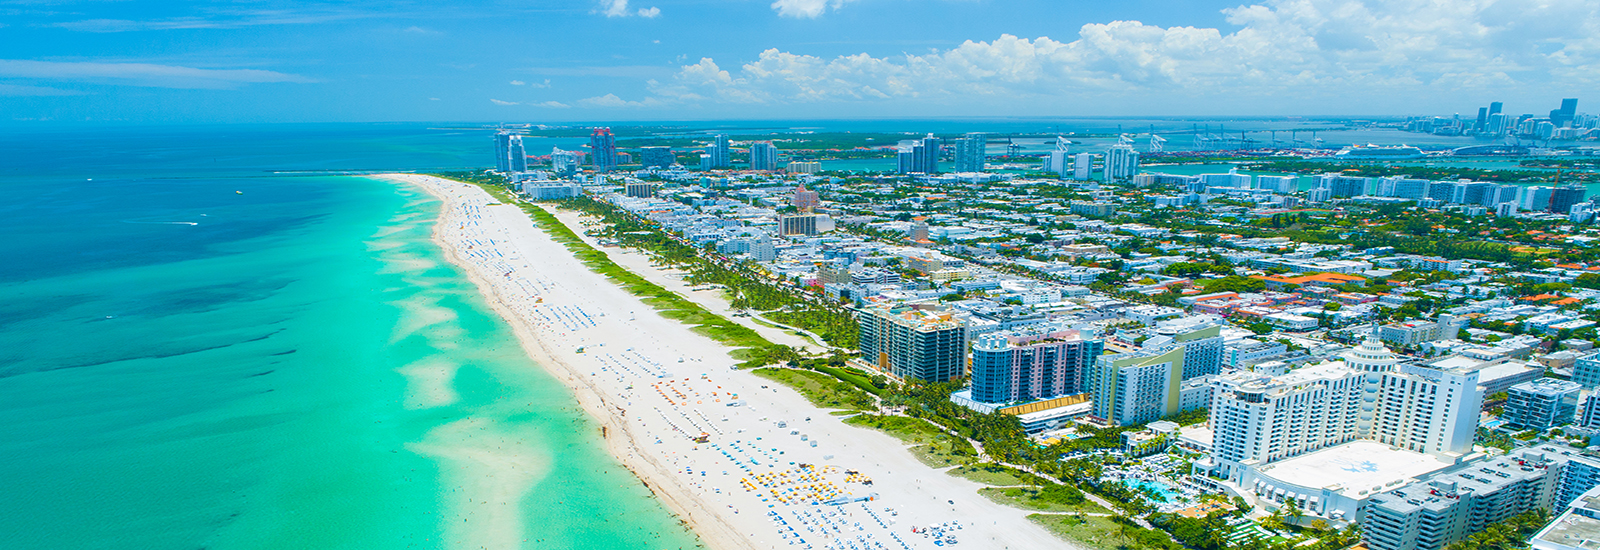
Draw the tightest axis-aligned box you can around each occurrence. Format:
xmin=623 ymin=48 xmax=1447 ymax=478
xmin=3 ymin=0 xmax=1598 ymax=123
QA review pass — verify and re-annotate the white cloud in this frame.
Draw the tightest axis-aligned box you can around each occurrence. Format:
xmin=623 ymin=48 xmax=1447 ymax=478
xmin=771 ymin=0 xmax=857 ymax=19
xmin=596 ymin=0 xmax=661 ymax=18
xmin=534 ymin=101 xmax=571 ymax=108
xmin=0 ymin=59 xmax=312 ymax=89
xmin=530 ymin=79 xmax=551 ymax=88
xmin=510 ymin=80 xmax=526 ymax=85
xmin=654 ymin=0 xmax=1600 ymax=111
xmin=577 ymin=93 xmax=663 ymax=108
xmin=490 ymin=98 xmax=519 ymax=105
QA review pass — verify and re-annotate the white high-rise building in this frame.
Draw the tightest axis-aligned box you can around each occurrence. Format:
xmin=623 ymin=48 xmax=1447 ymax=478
xmin=1104 ymin=143 xmax=1139 ymax=181
xmin=1258 ymin=175 xmax=1298 ymax=193
xmin=1372 ymin=361 xmax=1484 ymax=456
xmin=550 ymin=147 xmax=580 ymax=176
xmin=1209 ymin=361 xmax=1366 ymax=480
xmin=1200 ymin=169 xmax=1252 ymax=189
xmin=1073 ymin=152 xmax=1092 ymax=180
xmin=1210 ymin=334 xmax=1483 ymax=477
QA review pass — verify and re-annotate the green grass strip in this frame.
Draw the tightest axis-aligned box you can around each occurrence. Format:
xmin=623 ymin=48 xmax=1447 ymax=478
xmin=431 ymin=175 xmax=782 ymax=363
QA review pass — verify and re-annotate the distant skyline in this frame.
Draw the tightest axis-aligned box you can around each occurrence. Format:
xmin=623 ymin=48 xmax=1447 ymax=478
xmin=2 ymin=0 xmax=1597 ymax=123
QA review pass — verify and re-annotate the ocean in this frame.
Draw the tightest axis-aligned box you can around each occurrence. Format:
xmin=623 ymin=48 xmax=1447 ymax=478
xmin=0 ymin=124 xmax=701 ymax=549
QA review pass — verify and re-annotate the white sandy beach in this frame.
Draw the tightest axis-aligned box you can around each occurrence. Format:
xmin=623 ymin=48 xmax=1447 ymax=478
xmin=380 ymin=174 xmax=1080 ymax=550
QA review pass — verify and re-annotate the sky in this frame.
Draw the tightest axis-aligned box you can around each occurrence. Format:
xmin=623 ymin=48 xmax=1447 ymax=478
xmin=2 ymin=0 xmax=1597 ymax=123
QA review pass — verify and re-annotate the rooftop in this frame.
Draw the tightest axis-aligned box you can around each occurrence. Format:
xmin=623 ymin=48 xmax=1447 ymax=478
xmin=1254 ymin=440 xmax=1455 ymax=500
xmin=1534 ymin=487 xmax=1600 ymax=550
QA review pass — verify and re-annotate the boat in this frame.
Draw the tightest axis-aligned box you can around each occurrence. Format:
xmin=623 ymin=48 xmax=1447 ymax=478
xmin=1334 ymin=144 xmax=1425 ymax=160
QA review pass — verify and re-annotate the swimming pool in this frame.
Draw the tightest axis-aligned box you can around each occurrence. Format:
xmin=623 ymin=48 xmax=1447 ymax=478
xmin=1126 ymin=480 xmax=1181 ymax=502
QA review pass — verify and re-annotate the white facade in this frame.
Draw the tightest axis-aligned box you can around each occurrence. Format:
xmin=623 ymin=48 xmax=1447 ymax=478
xmin=1371 ymin=362 xmax=1483 ymax=457
xmin=1105 ymin=144 xmax=1140 ymax=181
xmin=1210 ymin=361 xmax=1366 ymax=481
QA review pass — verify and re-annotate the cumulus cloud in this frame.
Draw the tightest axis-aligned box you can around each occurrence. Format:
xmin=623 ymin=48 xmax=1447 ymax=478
xmin=597 ymin=0 xmax=661 ymax=18
xmin=650 ymin=0 xmax=1600 ymax=109
xmin=534 ymin=100 xmax=571 ymax=108
xmin=490 ymin=98 xmax=519 ymax=105
xmin=771 ymin=0 xmax=856 ymax=19
xmin=0 ymin=59 xmax=312 ymax=89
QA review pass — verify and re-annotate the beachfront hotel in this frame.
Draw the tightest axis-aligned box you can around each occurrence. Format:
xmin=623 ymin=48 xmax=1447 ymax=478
xmin=854 ymin=304 xmax=967 ymax=383
xmin=1200 ymin=334 xmax=1488 ymax=523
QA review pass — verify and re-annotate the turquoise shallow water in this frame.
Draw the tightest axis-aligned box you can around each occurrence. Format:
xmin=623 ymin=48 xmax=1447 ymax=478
xmin=0 ymin=126 xmax=700 ymax=549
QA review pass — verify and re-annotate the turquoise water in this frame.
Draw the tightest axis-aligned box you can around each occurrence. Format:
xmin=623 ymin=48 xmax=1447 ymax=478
xmin=0 ymin=127 xmax=700 ymax=549
xmin=1126 ymin=480 xmax=1180 ymax=502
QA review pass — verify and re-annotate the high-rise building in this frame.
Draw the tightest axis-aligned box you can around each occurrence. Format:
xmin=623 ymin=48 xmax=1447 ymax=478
xmin=855 ymin=304 xmax=968 ymax=382
xmin=713 ymin=134 xmax=731 ymax=168
xmin=1553 ymin=98 xmax=1580 ymax=128
xmin=1524 ymin=186 xmax=1554 ymax=211
xmin=791 ymin=183 xmax=820 ymax=212
xmin=1073 ymin=153 xmax=1092 ymax=180
xmin=1258 ymin=175 xmax=1299 ymax=193
xmin=1489 ymin=101 xmax=1503 ymax=117
xmin=1209 ymin=361 xmax=1366 ymax=481
xmin=1551 ymin=185 xmax=1587 ymax=214
xmin=1369 ymin=356 xmax=1484 ymax=456
xmin=895 ymin=135 xmax=942 ymax=174
xmin=589 ymin=128 xmax=618 ymax=172
xmin=918 ymin=134 xmax=941 ymax=173
xmin=1104 ymin=143 xmax=1139 ymax=181
xmin=1207 ymin=335 xmax=1489 ymax=519
xmin=640 ymin=147 xmax=675 ymax=169
xmin=508 ymin=134 xmax=527 ymax=172
xmin=971 ymin=326 xmax=1104 ymax=403
xmin=1174 ymin=325 xmax=1224 ymax=379
xmin=494 ymin=131 xmax=514 ymax=172
xmin=1088 ymin=325 xmax=1221 ymax=427
xmin=1089 ymin=345 xmax=1186 ymax=426
xmin=550 ymin=147 xmax=580 ymax=176
xmin=1505 ymin=378 xmax=1581 ymax=430
xmin=1318 ymin=174 xmax=1369 ymax=198
xmin=1476 ymin=107 xmax=1489 ymax=132
xmin=895 ymin=147 xmax=916 ymax=174
xmin=749 ymin=141 xmax=779 ymax=171
xmin=953 ymin=132 xmax=987 ymax=172
xmin=699 ymin=134 xmax=730 ymax=170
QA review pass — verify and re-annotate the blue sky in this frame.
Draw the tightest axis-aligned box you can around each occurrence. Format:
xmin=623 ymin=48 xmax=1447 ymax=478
xmin=2 ymin=0 xmax=1596 ymax=123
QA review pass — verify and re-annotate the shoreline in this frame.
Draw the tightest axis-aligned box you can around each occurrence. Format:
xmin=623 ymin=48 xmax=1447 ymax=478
xmin=389 ymin=174 xmax=750 ymax=550
xmin=379 ymin=174 xmax=1078 ymax=550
